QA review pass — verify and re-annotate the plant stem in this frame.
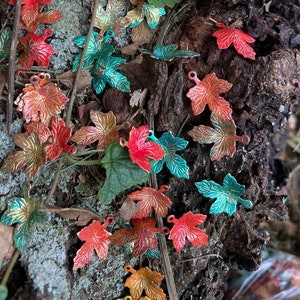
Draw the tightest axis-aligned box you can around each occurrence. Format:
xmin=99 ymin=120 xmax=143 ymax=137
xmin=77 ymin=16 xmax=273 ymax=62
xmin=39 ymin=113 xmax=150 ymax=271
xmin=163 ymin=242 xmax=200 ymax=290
xmin=65 ymin=0 xmax=99 ymax=126
xmin=7 ymin=0 xmax=21 ymax=133
xmin=45 ymin=1 xmax=99 ymax=205
xmin=0 ymin=249 xmax=20 ymax=286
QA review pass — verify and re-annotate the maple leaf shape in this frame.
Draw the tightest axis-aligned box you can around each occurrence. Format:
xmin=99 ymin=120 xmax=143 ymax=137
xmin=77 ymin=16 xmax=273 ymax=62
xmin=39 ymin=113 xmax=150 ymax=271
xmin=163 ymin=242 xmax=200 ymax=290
xmin=25 ymin=118 xmax=75 ymax=160
xmin=195 ymin=173 xmax=253 ymax=216
xmin=0 ymin=28 xmax=12 ymax=63
xmin=1 ymin=132 xmax=47 ymax=179
xmin=109 ymin=217 xmax=169 ymax=257
xmin=120 ymin=125 xmax=165 ymax=172
xmin=71 ymin=111 xmax=119 ymax=150
xmin=19 ymin=3 xmax=63 ymax=33
xmin=72 ymin=31 xmax=114 ymax=72
xmin=167 ymin=212 xmax=208 ymax=251
xmin=187 ymin=113 xmax=250 ymax=160
xmin=17 ymin=28 xmax=55 ymax=68
xmin=124 ymin=265 xmax=166 ymax=300
xmin=8 ymin=0 xmax=51 ymax=5
xmin=126 ymin=3 xmax=166 ymax=29
xmin=94 ymin=0 xmax=130 ymax=36
xmin=187 ymin=71 xmax=233 ymax=119
xmin=127 ymin=185 xmax=172 ymax=218
xmin=212 ymin=22 xmax=256 ymax=60
xmin=149 ymin=131 xmax=189 ymax=179
xmin=73 ymin=217 xmax=114 ymax=270
xmin=14 ymin=73 xmax=69 ymax=125
xmin=0 ymin=197 xmax=45 ymax=251
xmin=148 ymin=0 xmax=181 ymax=7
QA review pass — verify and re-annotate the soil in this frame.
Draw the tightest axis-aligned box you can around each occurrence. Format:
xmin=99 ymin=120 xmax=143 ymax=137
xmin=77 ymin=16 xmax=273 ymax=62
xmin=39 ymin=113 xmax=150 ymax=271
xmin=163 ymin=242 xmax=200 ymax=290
xmin=0 ymin=0 xmax=300 ymax=299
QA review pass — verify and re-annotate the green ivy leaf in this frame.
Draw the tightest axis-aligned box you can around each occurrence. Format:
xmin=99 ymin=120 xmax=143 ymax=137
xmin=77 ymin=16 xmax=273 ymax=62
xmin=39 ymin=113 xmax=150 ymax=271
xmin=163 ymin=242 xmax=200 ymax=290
xmin=195 ymin=173 xmax=253 ymax=216
xmin=0 ymin=198 xmax=45 ymax=251
xmin=0 ymin=285 xmax=8 ymax=300
xmin=149 ymin=131 xmax=189 ymax=179
xmin=0 ymin=28 xmax=12 ymax=63
xmin=148 ymin=0 xmax=181 ymax=8
xmin=99 ymin=142 xmax=149 ymax=204
xmin=143 ymin=44 xmax=200 ymax=61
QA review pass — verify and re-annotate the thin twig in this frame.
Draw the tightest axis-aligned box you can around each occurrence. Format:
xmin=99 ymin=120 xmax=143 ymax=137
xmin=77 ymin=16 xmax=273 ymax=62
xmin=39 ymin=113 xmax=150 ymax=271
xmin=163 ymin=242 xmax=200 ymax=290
xmin=7 ymin=0 xmax=21 ymax=133
xmin=180 ymin=253 xmax=223 ymax=263
xmin=65 ymin=0 xmax=99 ymax=125
xmin=0 ymin=249 xmax=20 ymax=286
xmin=45 ymin=0 xmax=99 ymax=205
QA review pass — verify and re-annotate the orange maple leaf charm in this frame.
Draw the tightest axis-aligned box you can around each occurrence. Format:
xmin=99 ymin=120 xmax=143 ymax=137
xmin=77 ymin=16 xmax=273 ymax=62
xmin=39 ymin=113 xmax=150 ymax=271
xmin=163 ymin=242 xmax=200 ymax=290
xmin=124 ymin=264 xmax=166 ymax=300
xmin=127 ymin=185 xmax=172 ymax=218
xmin=71 ymin=110 xmax=119 ymax=150
xmin=15 ymin=73 xmax=69 ymax=125
xmin=187 ymin=71 xmax=233 ymax=120
xmin=1 ymin=132 xmax=47 ymax=179
xmin=73 ymin=216 xmax=114 ymax=270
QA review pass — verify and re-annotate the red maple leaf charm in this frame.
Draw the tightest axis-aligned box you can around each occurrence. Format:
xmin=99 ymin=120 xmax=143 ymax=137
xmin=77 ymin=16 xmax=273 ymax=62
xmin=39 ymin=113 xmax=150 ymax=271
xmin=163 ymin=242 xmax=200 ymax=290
xmin=17 ymin=28 xmax=55 ymax=68
xmin=14 ymin=73 xmax=69 ymax=125
xmin=73 ymin=216 xmax=114 ymax=270
xmin=109 ymin=217 xmax=169 ymax=257
xmin=20 ymin=3 xmax=63 ymax=33
xmin=167 ymin=212 xmax=208 ymax=251
xmin=127 ymin=185 xmax=172 ymax=218
xmin=187 ymin=71 xmax=233 ymax=120
xmin=25 ymin=117 xmax=76 ymax=160
xmin=212 ymin=22 xmax=256 ymax=60
xmin=120 ymin=125 xmax=165 ymax=172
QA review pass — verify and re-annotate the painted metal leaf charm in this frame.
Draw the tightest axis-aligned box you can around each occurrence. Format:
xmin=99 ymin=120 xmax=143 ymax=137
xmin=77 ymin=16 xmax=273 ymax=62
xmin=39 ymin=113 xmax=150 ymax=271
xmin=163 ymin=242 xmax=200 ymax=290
xmin=149 ymin=131 xmax=189 ymax=179
xmin=188 ymin=113 xmax=250 ymax=160
xmin=195 ymin=173 xmax=253 ymax=216
xmin=17 ymin=28 xmax=54 ymax=68
xmin=120 ymin=125 xmax=165 ymax=172
xmin=127 ymin=185 xmax=172 ymax=218
xmin=187 ymin=71 xmax=233 ymax=119
xmin=167 ymin=211 xmax=208 ymax=251
xmin=73 ymin=216 xmax=114 ymax=270
xmin=124 ymin=265 xmax=166 ymax=300
xmin=110 ymin=217 xmax=169 ymax=257
xmin=212 ymin=22 xmax=256 ymax=60
xmin=144 ymin=44 xmax=200 ymax=61
xmin=1 ymin=132 xmax=47 ymax=179
xmin=126 ymin=3 xmax=166 ymax=29
xmin=0 ymin=28 xmax=12 ymax=62
xmin=0 ymin=197 xmax=45 ymax=251
xmin=71 ymin=110 xmax=119 ymax=150
xmin=148 ymin=0 xmax=181 ymax=7
xmin=94 ymin=0 xmax=130 ymax=35
xmin=14 ymin=73 xmax=69 ymax=125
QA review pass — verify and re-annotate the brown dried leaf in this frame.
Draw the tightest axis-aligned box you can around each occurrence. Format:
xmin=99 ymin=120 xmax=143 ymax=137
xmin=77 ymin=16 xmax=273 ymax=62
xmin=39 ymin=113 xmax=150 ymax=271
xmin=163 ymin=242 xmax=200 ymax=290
xmin=119 ymin=198 xmax=140 ymax=220
xmin=56 ymin=70 xmax=92 ymax=93
xmin=44 ymin=207 xmax=101 ymax=226
xmin=0 ymin=224 xmax=14 ymax=260
xmin=77 ymin=101 xmax=101 ymax=125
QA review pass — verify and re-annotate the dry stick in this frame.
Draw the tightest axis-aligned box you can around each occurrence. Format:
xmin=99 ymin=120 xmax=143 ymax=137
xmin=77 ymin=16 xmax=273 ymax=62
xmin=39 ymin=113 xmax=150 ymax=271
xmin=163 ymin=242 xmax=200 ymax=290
xmin=7 ymin=0 xmax=22 ymax=133
xmin=44 ymin=0 xmax=99 ymax=205
xmin=0 ymin=249 xmax=20 ymax=286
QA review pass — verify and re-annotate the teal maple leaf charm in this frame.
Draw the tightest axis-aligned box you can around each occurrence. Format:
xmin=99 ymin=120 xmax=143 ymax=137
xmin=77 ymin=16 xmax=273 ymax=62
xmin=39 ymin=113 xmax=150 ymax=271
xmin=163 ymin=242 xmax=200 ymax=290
xmin=0 ymin=197 xmax=45 ymax=251
xmin=0 ymin=27 xmax=12 ymax=62
xmin=142 ymin=44 xmax=200 ymax=61
xmin=72 ymin=30 xmax=114 ymax=72
xmin=126 ymin=3 xmax=166 ymax=29
xmin=149 ymin=131 xmax=189 ymax=179
xmin=148 ymin=0 xmax=181 ymax=8
xmin=195 ymin=173 xmax=253 ymax=216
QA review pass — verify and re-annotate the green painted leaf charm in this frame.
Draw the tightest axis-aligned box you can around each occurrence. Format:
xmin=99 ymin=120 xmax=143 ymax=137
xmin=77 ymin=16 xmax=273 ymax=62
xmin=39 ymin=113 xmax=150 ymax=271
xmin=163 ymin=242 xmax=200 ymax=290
xmin=195 ymin=173 xmax=253 ymax=216
xmin=99 ymin=142 xmax=149 ymax=204
xmin=0 ymin=28 xmax=12 ymax=62
xmin=0 ymin=197 xmax=45 ymax=251
xmin=149 ymin=131 xmax=189 ymax=179
xmin=148 ymin=0 xmax=181 ymax=8
xmin=126 ymin=3 xmax=166 ymax=29
xmin=0 ymin=285 xmax=8 ymax=300
xmin=144 ymin=44 xmax=200 ymax=61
